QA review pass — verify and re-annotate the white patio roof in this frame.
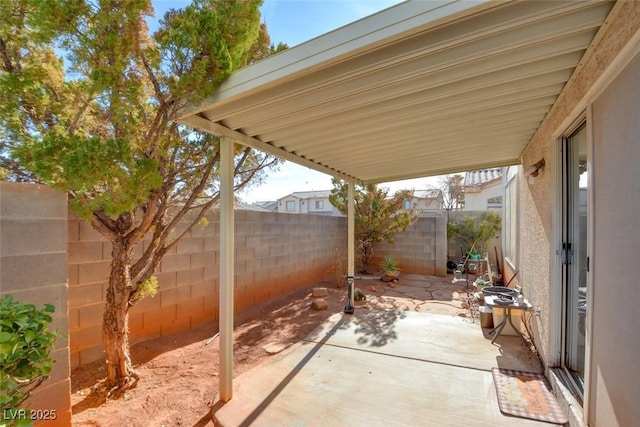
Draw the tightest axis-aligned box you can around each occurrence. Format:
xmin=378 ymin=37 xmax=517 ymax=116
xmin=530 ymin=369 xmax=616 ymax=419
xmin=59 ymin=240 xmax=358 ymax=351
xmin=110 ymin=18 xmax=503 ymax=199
xmin=178 ymin=0 xmax=615 ymax=184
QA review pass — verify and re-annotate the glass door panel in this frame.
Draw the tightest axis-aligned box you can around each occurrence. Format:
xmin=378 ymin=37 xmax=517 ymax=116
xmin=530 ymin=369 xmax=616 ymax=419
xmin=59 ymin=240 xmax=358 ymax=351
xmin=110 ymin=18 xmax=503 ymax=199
xmin=562 ymin=122 xmax=588 ymax=394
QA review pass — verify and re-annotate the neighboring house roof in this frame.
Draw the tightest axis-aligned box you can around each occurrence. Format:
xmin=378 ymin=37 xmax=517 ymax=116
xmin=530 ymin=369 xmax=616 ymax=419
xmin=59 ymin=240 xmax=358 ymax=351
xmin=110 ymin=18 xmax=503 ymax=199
xmin=464 ymin=168 xmax=502 ymax=191
xmin=254 ymin=200 xmax=278 ymax=211
xmin=279 ymin=190 xmax=332 ymax=200
xmin=413 ymin=189 xmax=443 ymax=201
xmin=235 ymin=201 xmax=270 ymax=212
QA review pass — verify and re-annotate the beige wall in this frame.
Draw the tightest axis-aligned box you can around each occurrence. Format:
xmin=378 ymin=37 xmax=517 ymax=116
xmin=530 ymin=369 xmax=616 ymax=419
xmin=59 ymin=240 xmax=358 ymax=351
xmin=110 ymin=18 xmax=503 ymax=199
xmin=519 ymin=2 xmax=640 ymax=426
xmin=0 ymin=182 xmax=71 ymax=426
xmin=589 ymin=46 xmax=640 ymax=427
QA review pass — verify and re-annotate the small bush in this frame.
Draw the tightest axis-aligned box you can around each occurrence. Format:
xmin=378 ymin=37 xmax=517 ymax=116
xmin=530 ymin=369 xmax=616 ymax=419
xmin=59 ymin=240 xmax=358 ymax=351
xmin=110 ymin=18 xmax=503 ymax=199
xmin=0 ymin=295 xmax=59 ymax=422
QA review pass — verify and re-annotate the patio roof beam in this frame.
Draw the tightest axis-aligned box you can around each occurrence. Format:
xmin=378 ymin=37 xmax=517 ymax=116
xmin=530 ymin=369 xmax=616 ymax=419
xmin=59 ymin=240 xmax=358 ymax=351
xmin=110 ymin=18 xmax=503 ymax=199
xmin=180 ymin=114 xmax=358 ymax=184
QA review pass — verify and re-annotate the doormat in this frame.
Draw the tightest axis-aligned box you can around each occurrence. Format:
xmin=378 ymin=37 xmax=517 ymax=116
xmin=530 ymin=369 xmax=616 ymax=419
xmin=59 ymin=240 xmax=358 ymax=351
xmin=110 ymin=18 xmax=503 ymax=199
xmin=491 ymin=368 xmax=568 ymax=425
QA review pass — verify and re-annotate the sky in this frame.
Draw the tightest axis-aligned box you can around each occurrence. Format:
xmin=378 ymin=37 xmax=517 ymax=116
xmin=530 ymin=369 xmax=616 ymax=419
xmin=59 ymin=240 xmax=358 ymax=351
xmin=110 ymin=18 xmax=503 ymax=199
xmin=152 ymin=0 xmax=446 ymax=203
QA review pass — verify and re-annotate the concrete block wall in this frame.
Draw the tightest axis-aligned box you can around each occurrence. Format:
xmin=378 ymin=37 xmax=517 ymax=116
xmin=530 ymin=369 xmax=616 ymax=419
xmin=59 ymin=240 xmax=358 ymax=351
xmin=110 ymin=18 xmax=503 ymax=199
xmin=372 ymin=216 xmax=447 ymax=276
xmin=446 ymin=210 xmax=503 ymax=268
xmin=0 ymin=182 xmax=71 ymax=426
xmin=69 ymin=209 xmax=346 ymax=368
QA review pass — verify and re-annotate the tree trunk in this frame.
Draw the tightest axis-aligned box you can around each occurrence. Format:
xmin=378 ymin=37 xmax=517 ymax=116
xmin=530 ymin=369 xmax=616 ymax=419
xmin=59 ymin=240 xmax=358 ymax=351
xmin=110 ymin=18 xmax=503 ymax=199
xmin=103 ymin=241 xmax=136 ymax=388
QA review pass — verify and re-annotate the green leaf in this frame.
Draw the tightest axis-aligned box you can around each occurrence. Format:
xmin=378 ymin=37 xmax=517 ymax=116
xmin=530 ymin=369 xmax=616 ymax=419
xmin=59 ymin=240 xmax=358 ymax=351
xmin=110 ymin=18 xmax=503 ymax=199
xmin=0 ymin=332 xmax=13 ymax=343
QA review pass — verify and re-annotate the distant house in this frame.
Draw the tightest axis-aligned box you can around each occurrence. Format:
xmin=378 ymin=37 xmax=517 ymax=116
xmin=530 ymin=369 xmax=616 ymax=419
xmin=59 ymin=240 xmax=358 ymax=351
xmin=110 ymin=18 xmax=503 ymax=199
xmin=463 ymin=168 xmax=502 ymax=211
xmin=403 ymin=189 xmax=444 ymax=216
xmin=276 ymin=190 xmax=341 ymax=215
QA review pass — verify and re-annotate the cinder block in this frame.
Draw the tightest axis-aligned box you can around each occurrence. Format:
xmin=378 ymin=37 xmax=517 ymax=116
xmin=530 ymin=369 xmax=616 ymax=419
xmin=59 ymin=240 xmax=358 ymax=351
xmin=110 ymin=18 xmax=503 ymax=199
xmin=68 ymin=264 xmax=79 ymax=286
xmin=204 ymin=236 xmax=220 ymax=251
xmin=0 ymin=182 xmax=67 ymax=218
xmin=190 ymin=251 xmax=214 ymax=269
xmin=78 ymin=303 xmax=104 ymax=329
xmin=204 ymin=262 xmax=219 ymax=280
xmin=235 ymin=222 xmax=255 ymax=236
xmin=128 ymin=312 xmax=144 ymax=336
xmin=8 ymin=285 xmax=68 ymax=317
xmin=24 ymin=377 xmax=72 ymax=427
xmin=161 ymin=314 xmax=191 ymax=336
xmin=70 ymin=324 xmax=102 ymax=353
xmin=77 ymin=260 xmax=110 ymax=285
xmin=130 ymin=292 xmax=161 ymax=311
xmin=68 ymin=308 xmax=80 ymax=331
xmin=78 ymin=220 xmax=105 ymax=241
xmin=69 ymin=283 xmax=103 ymax=308
xmin=0 ymin=218 xmax=67 ymax=256
xmin=68 ymin=218 xmax=80 ymax=242
xmin=160 ymin=253 xmax=191 ymax=273
xmin=68 ymin=241 xmax=104 ymax=263
xmin=143 ymin=305 xmax=176 ymax=329
xmin=0 ymin=253 xmax=67 ymax=292
xmin=79 ymin=345 xmax=105 ymax=366
xmin=234 ymin=293 xmax=255 ymax=313
xmin=177 ymin=299 xmax=204 ymax=319
xmin=156 ymin=271 xmax=177 ymax=290
xmin=135 ymin=322 xmax=161 ymax=341
xmin=177 ymin=267 xmax=204 ymax=286
xmin=160 ymin=285 xmax=192 ymax=307
xmin=192 ymin=280 xmax=217 ymax=299
xmin=177 ymin=237 xmax=205 ymax=254
xmin=70 ymin=351 xmax=80 ymax=370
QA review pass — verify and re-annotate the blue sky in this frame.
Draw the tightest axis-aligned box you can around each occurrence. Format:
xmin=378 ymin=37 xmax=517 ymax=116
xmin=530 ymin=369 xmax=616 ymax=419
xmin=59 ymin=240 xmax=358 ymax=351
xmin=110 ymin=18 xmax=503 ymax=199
xmin=153 ymin=0 xmax=439 ymax=202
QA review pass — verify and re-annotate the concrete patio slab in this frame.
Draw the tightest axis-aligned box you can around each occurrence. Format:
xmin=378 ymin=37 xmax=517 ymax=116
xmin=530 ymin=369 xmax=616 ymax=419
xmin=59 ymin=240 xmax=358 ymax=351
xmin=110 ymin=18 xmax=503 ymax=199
xmin=214 ymin=311 xmax=556 ymax=427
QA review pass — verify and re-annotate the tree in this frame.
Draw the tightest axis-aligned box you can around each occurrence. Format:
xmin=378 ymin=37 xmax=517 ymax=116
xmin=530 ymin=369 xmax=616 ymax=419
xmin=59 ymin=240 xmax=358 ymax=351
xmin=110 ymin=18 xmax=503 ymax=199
xmin=447 ymin=212 xmax=502 ymax=255
xmin=437 ymin=174 xmax=465 ymax=211
xmin=0 ymin=0 xmax=283 ymax=390
xmin=329 ymin=179 xmax=416 ymax=273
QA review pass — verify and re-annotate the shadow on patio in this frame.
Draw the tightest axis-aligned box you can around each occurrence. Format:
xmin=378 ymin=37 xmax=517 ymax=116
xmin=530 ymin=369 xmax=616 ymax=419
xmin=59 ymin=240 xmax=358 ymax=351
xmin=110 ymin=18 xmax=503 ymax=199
xmin=211 ymin=301 xmax=554 ymax=426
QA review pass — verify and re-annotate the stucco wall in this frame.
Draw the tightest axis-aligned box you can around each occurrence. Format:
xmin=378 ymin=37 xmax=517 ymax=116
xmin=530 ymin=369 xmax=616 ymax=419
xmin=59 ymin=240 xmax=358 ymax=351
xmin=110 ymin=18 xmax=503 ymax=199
xmin=519 ymin=2 xmax=640 ymax=425
xmin=589 ymin=47 xmax=640 ymax=427
xmin=0 ymin=182 xmax=71 ymax=426
xmin=464 ymin=183 xmax=502 ymax=211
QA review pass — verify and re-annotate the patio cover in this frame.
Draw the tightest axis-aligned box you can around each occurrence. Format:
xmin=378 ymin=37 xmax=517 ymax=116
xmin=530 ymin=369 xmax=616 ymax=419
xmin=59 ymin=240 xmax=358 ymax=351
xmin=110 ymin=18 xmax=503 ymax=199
xmin=176 ymin=0 xmax=616 ymax=403
xmin=179 ymin=0 xmax=615 ymax=184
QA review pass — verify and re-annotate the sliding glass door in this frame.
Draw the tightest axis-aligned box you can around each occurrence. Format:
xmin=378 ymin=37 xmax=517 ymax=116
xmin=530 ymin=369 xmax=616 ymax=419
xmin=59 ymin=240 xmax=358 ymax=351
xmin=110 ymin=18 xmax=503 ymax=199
xmin=561 ymin=122 xmax=588 ymax=397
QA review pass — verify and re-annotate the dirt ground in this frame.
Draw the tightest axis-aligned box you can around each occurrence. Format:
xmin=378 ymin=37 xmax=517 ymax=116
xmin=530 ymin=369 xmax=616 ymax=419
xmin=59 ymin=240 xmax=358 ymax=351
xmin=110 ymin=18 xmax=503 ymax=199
xmin=71 ymin=274 xmax=474 ymax=426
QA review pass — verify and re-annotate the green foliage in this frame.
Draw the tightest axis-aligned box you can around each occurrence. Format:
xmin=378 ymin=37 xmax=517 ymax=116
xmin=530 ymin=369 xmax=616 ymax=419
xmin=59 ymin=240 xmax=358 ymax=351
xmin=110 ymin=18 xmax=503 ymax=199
xmin=447 ymin=212 xmax=502 ymax=254
xmin=354 ymin=288 xmax=366 ymax=302
xmin=329 ymin=178 xmax=416 ymax=273
xmin=133 ymin=276 xmax=159 ymax=301
xmin=379 ymin=256 xmax=400 ymax=274
xmin=0 ymin=0 xmax=284 ymax=387
xmin=0 ymin=295 xmax=59 ymax=418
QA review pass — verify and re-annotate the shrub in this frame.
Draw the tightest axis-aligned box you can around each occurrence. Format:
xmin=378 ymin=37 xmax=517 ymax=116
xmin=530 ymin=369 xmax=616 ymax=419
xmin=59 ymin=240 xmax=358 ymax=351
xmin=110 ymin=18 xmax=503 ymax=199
xmin=0 ymin=295 xmax=59 ymax=422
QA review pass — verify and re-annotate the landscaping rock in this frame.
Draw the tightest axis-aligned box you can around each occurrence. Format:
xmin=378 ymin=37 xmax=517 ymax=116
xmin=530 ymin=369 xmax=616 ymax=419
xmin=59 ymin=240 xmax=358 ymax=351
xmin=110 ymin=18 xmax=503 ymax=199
xmin=262 ymin=342 xmax=290 ymax=355
xmin=311 ymin=299 xmax=328 ymax=310
xmin=312 ymin=287 xmax=329 ymax=297
xmin=370 ymin=285 xmax=377 ymax=292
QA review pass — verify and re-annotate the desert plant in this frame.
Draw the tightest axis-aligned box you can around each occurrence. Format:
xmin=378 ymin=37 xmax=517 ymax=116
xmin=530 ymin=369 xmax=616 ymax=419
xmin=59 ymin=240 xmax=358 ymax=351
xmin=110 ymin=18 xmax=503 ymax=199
xmin=0 ymin=1 xmax=285 ymax=389
xmin=448 ymin=212 xmax=502 ymax=255
xmin=354 ymin=288 xmax=366 ymax=302
xmin=0 ymin=295 xmax=59 ymax=419
xmin=329 ymin=179 xmax=417 ymax=273
xmin=379 ymin=256 xmax=401 ymax=276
